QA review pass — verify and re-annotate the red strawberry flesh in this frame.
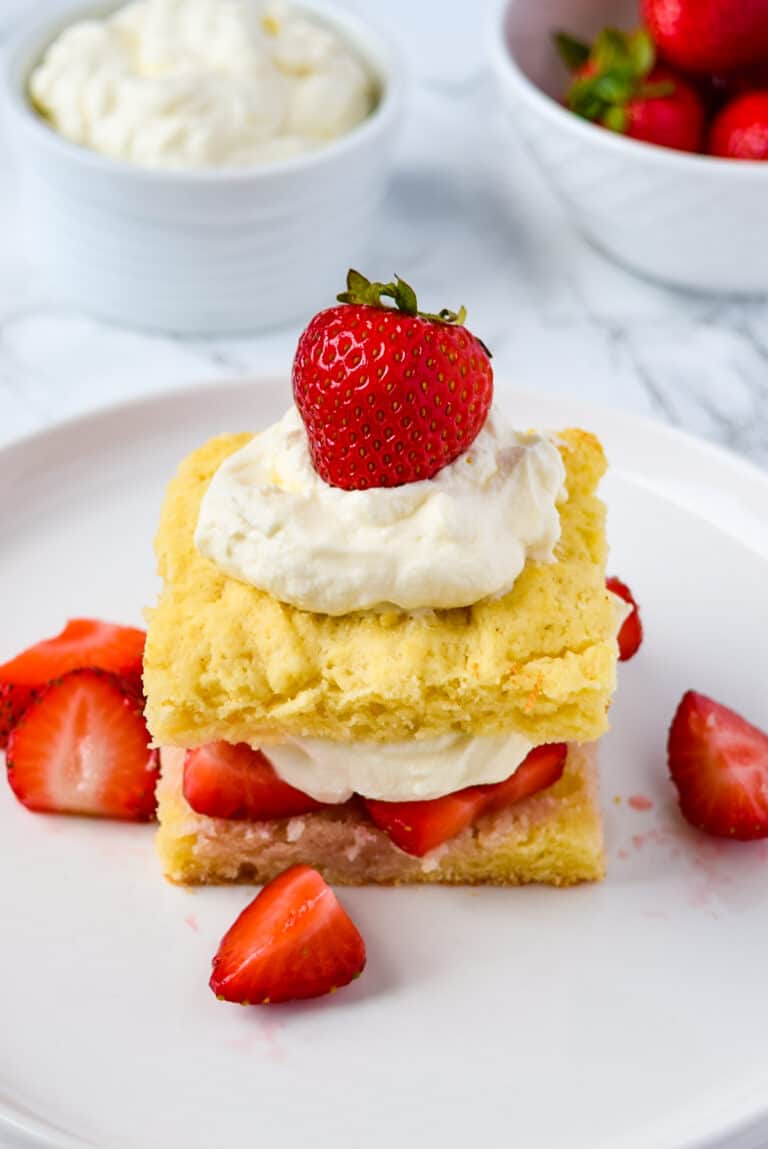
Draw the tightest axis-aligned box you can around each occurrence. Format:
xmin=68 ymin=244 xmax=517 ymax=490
xmin=6 ymin=669 xmax=158 ymax=819
xmin=365 ymin=787 xmax=487 ymax=857
xmin=210 ymin=864 xmax=366 ymax=1004
xmin=668 ymin=691 xmax=768 ymax=840
xmin=365 ymin=743 xmax=567 ymax=857
xmin=183 ymin=741 xmax=325 ymax=820
xmin=606 ymin=576 xmax=643 ymax=662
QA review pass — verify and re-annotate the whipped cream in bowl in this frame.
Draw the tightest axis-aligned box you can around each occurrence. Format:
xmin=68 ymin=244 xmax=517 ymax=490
xmin=5 ymin=1 xmax=401 ymax=332
xmin=195 ymin=404 xmax=567 ymax=615
xmin=29 ymin=0 xmax=376 ymax=168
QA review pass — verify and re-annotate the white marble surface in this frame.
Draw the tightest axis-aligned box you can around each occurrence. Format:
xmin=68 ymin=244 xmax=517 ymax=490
xmin=0 ymin=0 xmax=766 ymax=469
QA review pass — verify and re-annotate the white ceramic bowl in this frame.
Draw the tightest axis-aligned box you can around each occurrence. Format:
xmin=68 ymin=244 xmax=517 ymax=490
xmin=489 ymin=0 xmax=768 ymax=294
xmin=2 ymin=1 xmax=403 ymax=334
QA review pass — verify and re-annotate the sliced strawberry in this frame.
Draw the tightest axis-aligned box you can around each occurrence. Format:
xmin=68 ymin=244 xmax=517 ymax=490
xmin=668 ymin=692 xmax=768 ymax=841
xmin=183 ymin=741 xmax=325 ymax=820
xmin=606 ymin=576 xmax=643 ymax=662
xmin=365 ymin=743 xmax=568 ymax=857
xmin=365 ymin=788 xmax=487 ymax=858
xmin=210 ymin=865 xmax=366 ymax=1005
xmin=0 ymin=682 xmax=38 ymax=750
xmin=6 ymin=669 xmax=158 ymax=820
xmin=480 ymin=743 xmax=568 ymax=809
xmin=0 ymin=619 xmax=146 ymax=691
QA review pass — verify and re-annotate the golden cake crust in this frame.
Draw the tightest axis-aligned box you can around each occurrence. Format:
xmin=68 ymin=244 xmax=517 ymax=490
xmin=144 ymin=428 xmax=617 ymax=746
xmin=156 ymin=744 xmax=605 ymax=886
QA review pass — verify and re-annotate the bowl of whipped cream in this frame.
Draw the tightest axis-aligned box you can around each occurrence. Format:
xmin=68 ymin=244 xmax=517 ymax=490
xmin=3 ymin=0 xmax=403 ymax=333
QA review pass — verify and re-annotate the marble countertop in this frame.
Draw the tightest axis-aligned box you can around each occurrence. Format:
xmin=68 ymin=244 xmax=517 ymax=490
xmin=0 ymin=0 xmax=766 ymax=470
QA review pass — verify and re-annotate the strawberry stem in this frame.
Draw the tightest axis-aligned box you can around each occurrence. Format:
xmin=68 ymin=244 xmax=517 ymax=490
xmin=558 ymin=26 xmax=661 ymax=128
xmin=554 ymin=31 xmax=591 ymax=72
xmin=337 ymin=269 xmax=468 ymax=328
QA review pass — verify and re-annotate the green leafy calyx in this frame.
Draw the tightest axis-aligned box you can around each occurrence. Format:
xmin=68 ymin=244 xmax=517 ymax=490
xmin=554 ymin=27 xmax=673 ymax=133
xmin=337 ymin=269 xmax=468 ymax=327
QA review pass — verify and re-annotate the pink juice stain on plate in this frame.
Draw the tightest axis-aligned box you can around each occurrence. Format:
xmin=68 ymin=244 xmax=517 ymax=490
xmin=628 ymin=794 xmax=654 ymax=812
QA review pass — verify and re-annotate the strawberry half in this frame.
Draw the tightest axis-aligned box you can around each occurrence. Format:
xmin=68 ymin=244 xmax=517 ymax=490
xmin=668 ymin=692 xmax=768 ymax=840
xmin=210 ymin=865 xmax=366 ymax=1005
xmin=606 ymin=576 xmax=643 ymax=662
xmin=292 ymin=269 xmax=493 ymax=490
xmin=6 ymin=669 xmax=158 ymax=819
xmin=365 ymin=743 xmax=568 ymax=857
xmin=183 ymin=741 xmax=325 ymax=820
xmin=0 ymin=619 xmax=146 ymax=691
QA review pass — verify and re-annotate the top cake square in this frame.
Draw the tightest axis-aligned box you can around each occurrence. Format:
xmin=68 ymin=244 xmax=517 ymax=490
xmin=143 ymin=427 xmax=618 ymax=747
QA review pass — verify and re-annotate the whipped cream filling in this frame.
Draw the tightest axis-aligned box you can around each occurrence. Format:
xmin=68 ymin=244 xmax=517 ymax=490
xmin=262 ymin=729 xmax=535 ymax=804
xmin=29 ymin=0 xmax=374 ymax=168
xmin=195 ymin=405 xmax=566 ymax=615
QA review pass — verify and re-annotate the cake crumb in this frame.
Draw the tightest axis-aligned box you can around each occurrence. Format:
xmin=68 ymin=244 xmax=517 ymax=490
xmin=285 ymin=817 xmax=306 ymax=843
xmin=345 ymin=825 xmax=377 ymax=862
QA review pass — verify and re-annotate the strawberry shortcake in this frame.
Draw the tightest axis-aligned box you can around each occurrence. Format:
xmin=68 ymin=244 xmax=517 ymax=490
xmin=144 ymin=272 xmax=623 ymax=886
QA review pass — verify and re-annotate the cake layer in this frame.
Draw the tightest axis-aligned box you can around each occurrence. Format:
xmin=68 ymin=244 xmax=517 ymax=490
xmin=156 ymin=744 xmax=605 ymax=886
xmin=144 ymin=428 xmax=618 ymax=746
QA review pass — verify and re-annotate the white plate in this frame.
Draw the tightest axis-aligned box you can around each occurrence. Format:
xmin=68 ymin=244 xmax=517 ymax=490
xmin=1 ymin=380 xmax=768 ymax=1149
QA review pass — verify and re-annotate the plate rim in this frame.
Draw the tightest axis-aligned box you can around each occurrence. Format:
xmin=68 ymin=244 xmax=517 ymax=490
xmin=0 ymin=376 xmax=766 ymax=500
xmin=2 ymin=378 xmax=767 ymax=1149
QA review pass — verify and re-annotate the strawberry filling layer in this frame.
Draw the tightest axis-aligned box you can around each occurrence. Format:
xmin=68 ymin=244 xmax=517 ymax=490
xmin=182 ymin=742 xmax=568 ymax=857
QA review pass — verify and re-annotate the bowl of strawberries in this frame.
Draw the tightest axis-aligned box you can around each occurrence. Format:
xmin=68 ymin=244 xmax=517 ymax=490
xmin=490 ymin=0 xmax=768 ymax=292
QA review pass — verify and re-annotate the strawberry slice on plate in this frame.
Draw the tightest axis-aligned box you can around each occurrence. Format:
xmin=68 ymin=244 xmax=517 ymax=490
xmin=606 ymin=576 xmax=643 ymax=662
xmin=6 ymin=668 xmax=158 ymax=819
xmin=210 ymin=865 xmax=366 ymax=1005
xmin=365 ymin=743 xmax=568 ymax=857
xmin=0 ymin=618 xmax=146 ymax=688
xmin=0 ymin=619 xmax=146 ymax=747
xmin=668 ymin=691 xmax=768 ymax=840
xmin=183 ymin=741 xmax=325 ymax=820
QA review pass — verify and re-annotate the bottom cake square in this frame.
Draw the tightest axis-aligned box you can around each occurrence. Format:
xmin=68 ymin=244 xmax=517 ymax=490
xmin=156 ymin=744 xmax=605 ymax=886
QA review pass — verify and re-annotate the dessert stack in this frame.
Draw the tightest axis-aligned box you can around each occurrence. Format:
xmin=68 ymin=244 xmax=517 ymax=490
xmin=144 ymin=273 xmax=622 ymax=886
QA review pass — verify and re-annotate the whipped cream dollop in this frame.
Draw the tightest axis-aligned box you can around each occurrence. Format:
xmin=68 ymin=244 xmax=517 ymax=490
xmin=29 ymin=0 xmax=374 ymax=168
xmin=263 ymin=730 xmax=535 ymax=803
xmin=195 ymin=405 xmax=566 ymax=615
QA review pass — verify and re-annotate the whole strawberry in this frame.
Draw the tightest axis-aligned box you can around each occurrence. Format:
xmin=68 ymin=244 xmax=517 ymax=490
xmin=555 ymin=27 xmax=704 ymax=153
xmin=643 ymin=0 xmax=768 ymax=75
xmin=292 ymin=270 xmax=493 ymax=490
xmin=708 ymin=91 xmax=768 ymax=159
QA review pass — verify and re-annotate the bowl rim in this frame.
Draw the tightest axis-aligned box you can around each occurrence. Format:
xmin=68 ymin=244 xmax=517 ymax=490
xmin=2 ymin=0 xmax=405 ymax=185
xmin=487 ymin=0 xmax=768 ymax=176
